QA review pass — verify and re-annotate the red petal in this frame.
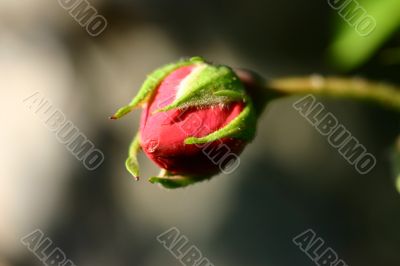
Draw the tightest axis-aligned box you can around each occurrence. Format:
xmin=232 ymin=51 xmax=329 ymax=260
xmin=140 ymin=66 xmax=245 ymax=175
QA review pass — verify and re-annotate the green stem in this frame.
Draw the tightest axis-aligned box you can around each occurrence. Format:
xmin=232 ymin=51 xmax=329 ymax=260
xmin=267 ymin=75 xmax=400 ymax=112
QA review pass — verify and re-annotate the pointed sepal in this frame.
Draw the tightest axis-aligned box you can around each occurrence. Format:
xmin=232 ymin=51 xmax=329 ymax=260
xmin=125 ymin=132 xmax=141 ymax=180
xmin=184 ymin=97 xmax=257 ymax=144
xmin=148 ymin=169 xmax=209 ymax=189
xmin=154 ymin=64 xmax=246 ymax=113
xmin=111 ymin=57 xmax=205 ymax=119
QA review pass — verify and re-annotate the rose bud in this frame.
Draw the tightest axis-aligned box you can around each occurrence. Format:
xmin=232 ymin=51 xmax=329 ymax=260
xmin=111 ymin=57 xmax=257 ymax=188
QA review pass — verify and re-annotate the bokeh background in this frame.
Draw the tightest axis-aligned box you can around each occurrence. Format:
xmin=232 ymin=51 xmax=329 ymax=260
xmin=1 ymin=0 xmax=400 ymax=265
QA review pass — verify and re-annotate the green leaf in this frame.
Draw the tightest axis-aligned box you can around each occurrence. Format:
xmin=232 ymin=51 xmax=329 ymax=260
xmin=328 ymin=0 xmax=400 ymax=71
xmin=392 ymin=137 xmax=400 ymax=193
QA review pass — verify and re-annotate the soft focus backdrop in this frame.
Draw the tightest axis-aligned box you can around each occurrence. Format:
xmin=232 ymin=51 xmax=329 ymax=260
xmin=1 ymin=0 xmax=400 ymax=265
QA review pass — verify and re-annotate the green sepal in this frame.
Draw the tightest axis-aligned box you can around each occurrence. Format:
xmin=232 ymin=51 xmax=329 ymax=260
xmin=154 ymin=64 xmax=246 ymax=113
xmin=125 ymin=132 xmax=141 ymax=180
xmin=184 ymin=97 xmax=257 ymax=144
xmin=148 ymin=170 xmax=209 ymax=189
xmin=213 ymin=90 xmax=245 ymax=100
xmin=111 ymin=57 xmax=205 ymax=119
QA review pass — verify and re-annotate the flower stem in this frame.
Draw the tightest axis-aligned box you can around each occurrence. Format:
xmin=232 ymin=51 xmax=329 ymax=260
xmin=236 ymin=70 xmax=400 ymax=130
xmin=267 ymin=75 xmax=400 ymax=112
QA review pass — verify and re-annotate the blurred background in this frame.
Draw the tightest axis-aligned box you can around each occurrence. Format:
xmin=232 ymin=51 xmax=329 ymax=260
xmin=1 ymin=0 xmax=400 ymax=265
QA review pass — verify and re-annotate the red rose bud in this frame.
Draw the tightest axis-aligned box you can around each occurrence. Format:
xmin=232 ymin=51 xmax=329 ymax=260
xmin=111 ymin=57 xmax=257 ymax=188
